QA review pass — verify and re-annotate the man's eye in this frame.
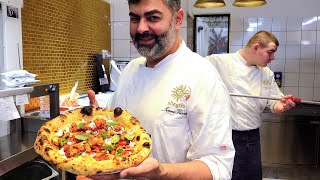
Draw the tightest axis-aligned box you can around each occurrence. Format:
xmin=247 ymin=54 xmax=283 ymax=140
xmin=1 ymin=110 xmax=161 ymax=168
xmin=130 ymin=17 xmax=139 ymax=22
xmin=148 ymin=16 xmax=160 ymax=21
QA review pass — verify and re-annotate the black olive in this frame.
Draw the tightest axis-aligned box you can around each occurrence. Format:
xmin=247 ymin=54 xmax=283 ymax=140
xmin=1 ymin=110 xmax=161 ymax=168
xmin=81 ymin=106 xmax=93 ymax=116
xmin=114 ymin=107 xmax=123 ymax=117
xmin=143 ymin=142 xmax=150 ymax=148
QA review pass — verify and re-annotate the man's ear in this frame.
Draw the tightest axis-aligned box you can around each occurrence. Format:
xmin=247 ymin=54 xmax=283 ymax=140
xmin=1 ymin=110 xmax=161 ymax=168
xmin=175 ymin=8 xmax=184 ymax=28
xmin=252 ymin=43 xmax=260 ymax=52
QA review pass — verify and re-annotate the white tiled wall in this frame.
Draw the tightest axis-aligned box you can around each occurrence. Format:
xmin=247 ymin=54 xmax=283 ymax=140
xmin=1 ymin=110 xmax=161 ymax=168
xmin=230 ymin=16 xmax=320 ymax=101
xmin=110 ymin=0 xmax=188 ymax=62
xmin=110 ymin=1 xmax=319 ymax=101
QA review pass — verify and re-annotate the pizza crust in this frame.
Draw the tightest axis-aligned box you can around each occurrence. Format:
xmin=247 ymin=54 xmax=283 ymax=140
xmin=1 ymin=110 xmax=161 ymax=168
xmin=34 ymin=107 xmax=152 ymax=176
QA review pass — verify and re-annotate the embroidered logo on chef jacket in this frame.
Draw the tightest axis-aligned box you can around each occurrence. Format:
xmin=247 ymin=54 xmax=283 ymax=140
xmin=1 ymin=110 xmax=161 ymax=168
xmin=162 ymin=85 xmax=190 ymax=115
xmin=262 ymin=79 xmax=271 ymax=88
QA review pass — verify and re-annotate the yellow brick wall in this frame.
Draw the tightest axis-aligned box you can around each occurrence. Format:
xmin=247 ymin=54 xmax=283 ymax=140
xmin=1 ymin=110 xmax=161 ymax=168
xmin=21 ymin=0 xmax=111 ymax=96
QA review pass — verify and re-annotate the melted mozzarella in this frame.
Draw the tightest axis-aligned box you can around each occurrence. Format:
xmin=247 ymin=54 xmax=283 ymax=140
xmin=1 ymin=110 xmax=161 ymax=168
xmin=89 ymin=122 xmax=96 ymax=129
xmin=58 ymin=148 xmax=65 ymax=155
xmin=90 ymin=153 xmax=96 ymax=157
xmin=55 ymin=129 xmax=63 ymax=137
xmin=129 ymin=141 xmax=136 ymax=148
xmin=67 ymin=141 xmax=74 ymax=145
xmin=104 ymin=138 xmax=111 ymax=145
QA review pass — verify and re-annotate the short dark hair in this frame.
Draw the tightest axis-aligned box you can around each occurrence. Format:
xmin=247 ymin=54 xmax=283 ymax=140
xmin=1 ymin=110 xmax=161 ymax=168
xmin=246 ymin=30 xmax=279 ymax=48
xmin=127 ymin=0 xmax=181 ymax=14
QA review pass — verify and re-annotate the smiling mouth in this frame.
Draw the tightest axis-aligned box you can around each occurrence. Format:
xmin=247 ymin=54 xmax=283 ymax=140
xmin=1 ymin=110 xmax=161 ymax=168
xmin=138 ymin=37 xmax=155 ymax=45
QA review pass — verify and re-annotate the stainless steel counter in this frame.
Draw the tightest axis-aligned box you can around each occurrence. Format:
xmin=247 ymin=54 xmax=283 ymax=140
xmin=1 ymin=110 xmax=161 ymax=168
xmin=261 ymin=104 xmax=320 ymax=167
xmin=0 ymin=131 xmax=38 ymax=176
xmin=0 ymin=87 xmax=34 ymax=98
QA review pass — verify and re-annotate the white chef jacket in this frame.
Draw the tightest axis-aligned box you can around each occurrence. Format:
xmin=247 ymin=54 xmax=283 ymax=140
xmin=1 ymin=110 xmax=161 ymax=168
xmin=110 ymin=41 xmax=235 ymax=179
xmin=206 ymin=51 xmax=284 ymax=131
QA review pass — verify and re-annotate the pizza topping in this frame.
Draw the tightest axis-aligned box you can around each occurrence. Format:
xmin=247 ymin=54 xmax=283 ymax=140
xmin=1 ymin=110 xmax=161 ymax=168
xmin=77 ymin=123 xmax=84 ymax=130
xmin=111 ymin=135 xmax=120 ymax=144
xmin=75 ymin=133 xmax=90 ymax=141
xmin=125 ymin=133 xmax=135 ymax=141
xmin=101 ymin=130 xmax=107 ymax=140
xmin=58 ymin=148 xmax=65 ymax=155
xmin=114 ymin=107 xmax=123 ymax=117
xmin=89 ymin=122 xmax=96 ymax=129
xmin=116 ymin=148 xmax=123 ymax=156
xmin=106 ymin=120 xmax=117 ymax=127
xmin=80 ymin=106 xmax=93 ymax=116
xmin=59 ymin=138 xmax=68 ymax=146
xmin=56 ymin=129 xmax=63 ymax=137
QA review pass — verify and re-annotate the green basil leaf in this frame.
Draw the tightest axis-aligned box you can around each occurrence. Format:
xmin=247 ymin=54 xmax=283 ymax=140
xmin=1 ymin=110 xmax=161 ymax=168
xmin=75 ymin=152 xmax=83 ymax=157
xmin=77 ymin=123 xmax=84 ymax=130
xmin=125 ymin=133 xmax=135 ymax=141
xmin=107 ymin=121 xmax=117 ymax=127
xmin=111 ymin=134 xmax=120 ymax=144
xmin=75 ymin=133 xmax=90 ymax=141
xmin=116 ymin=148 xmax=123 ymax=156
xmin=103 ymin=145 xmax=114 ymax=151
xmin=101 ymin=131 xmax=107 ymax=140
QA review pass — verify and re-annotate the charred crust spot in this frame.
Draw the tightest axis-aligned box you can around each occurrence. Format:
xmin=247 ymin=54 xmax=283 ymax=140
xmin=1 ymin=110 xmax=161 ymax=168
xmin=80 ymin=106 xmax=93 ymax=116
xmin=114 ymin=107 xmax=123 ymax=117
xmin=130 ymin=117 xmax=138 ymax=124
xmin=97 ymin=171 xmax=102 ymax=174
xmin=143 ymin=142 xmax=150 ymax=148
xmin=136 ymin=136 xmax=140 ymax=141
xmin=45 ymin=147 xmax=52 ymax=152
xmin=39 ymin=138 xmax=44 ymax=146
xmin=44 ymin=128 xmax=50 ymax=133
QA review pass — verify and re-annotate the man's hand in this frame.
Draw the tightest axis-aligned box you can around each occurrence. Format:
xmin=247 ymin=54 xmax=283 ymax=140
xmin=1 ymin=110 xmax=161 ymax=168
xmin=87 ymin=90 xmax=99 ymax=107
xmin=273 ymin=94 xmax=296 ymax=114
xmin=119 ymin=157 xmax=161 ymax=179
xmin=77 ymin=158 xmax=161 ymax=180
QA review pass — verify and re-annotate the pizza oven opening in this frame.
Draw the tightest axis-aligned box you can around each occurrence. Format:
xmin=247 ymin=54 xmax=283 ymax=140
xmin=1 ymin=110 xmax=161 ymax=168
xmin=22 ymin=83 xmax=60 ymax=132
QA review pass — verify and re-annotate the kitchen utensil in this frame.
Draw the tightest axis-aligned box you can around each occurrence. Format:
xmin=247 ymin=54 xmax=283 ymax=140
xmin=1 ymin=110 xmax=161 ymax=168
xmin=229 ymin=93 xmax=320 ymax=106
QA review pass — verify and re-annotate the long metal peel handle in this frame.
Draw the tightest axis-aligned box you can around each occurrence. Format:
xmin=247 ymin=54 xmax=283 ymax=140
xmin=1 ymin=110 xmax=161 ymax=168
xmin=229 ymin=93 xmax=320 ymax=105
xmin=229 ymin=93 xmax=282 ymax=101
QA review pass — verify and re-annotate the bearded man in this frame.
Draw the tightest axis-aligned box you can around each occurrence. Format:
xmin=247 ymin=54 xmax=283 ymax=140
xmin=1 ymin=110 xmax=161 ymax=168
xmin=83 ymin=0 xmax=235 ymax=179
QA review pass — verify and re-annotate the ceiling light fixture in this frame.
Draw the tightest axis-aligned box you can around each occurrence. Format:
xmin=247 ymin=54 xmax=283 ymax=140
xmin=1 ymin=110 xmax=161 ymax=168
xmin=233 ymin=0 xmax=267 ymax=7
xmin=193 ymin=0 xmax=226 ymax=8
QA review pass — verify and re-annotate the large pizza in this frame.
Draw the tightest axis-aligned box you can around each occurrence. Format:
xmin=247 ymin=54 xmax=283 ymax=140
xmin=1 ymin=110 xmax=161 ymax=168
xmin=34 ymin=106 xmax=152 ymax=176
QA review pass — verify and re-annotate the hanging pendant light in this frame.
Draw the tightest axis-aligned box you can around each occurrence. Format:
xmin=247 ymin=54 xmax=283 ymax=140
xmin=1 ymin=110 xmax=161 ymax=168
xmin=233 ymin=0 xmax=267 ymax=7
xmin=193 ymin=0 xmax=226 ymax=8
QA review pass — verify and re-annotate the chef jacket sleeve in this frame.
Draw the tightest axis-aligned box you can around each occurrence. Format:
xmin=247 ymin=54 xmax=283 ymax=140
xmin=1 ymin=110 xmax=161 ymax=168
xmin=186 ymin=63 xmax=235 ymax=180
xmin=267 ymin=71 xmax=284 ymax=113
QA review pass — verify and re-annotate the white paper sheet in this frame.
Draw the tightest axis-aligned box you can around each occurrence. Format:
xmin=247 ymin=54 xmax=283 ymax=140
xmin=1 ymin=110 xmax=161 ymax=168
xmin=15 ymin=94 xmax=29 ymax=105
xmin=0 ymin=96 xmax=21 ymax=121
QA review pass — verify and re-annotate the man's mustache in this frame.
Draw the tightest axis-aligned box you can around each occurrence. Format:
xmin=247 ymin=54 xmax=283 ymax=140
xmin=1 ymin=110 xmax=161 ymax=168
xmin=135 ymin=31 xmax=156 ymax=40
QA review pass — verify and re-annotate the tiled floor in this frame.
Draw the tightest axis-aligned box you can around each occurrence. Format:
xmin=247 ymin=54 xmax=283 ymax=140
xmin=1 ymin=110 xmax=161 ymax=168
xmin=263 ymin=166 xmax=320 ymax=180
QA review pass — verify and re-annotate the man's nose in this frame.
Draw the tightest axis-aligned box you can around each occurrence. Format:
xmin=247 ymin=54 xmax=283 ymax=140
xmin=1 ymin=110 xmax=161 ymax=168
xmin=137 ymin=19 xmax=149 ymax=34
xmin=270 ymin=54 xmax=275 ymax=61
